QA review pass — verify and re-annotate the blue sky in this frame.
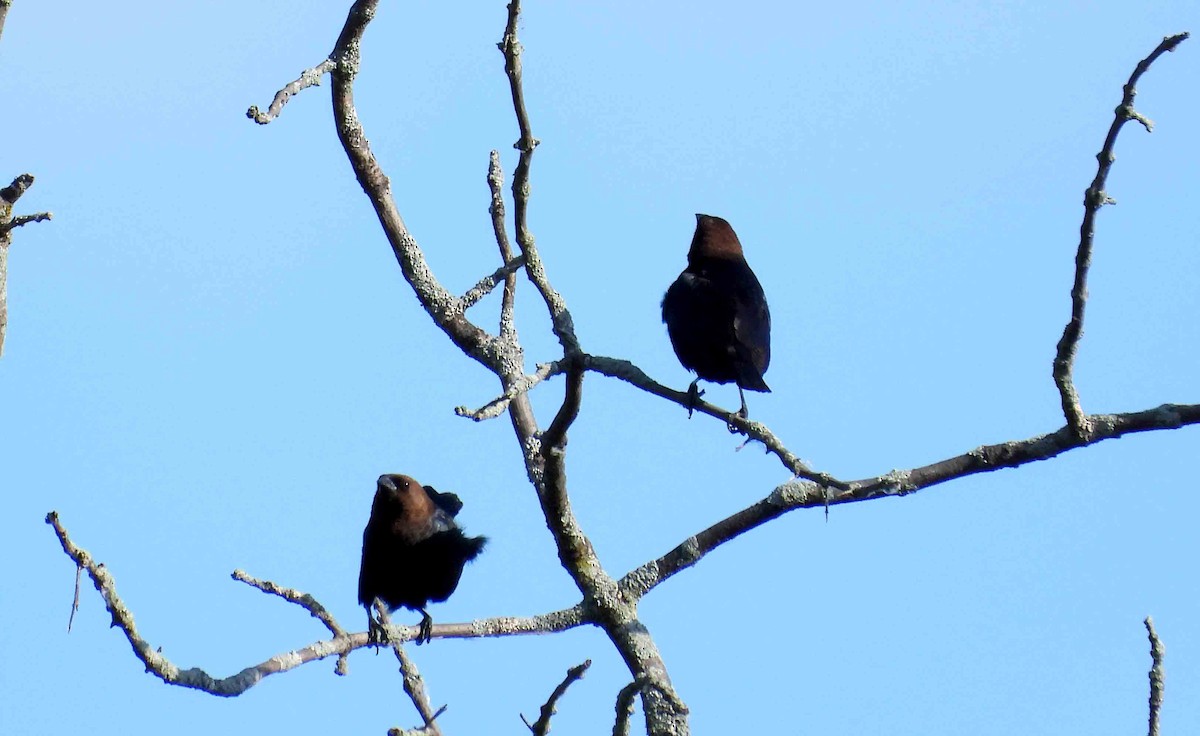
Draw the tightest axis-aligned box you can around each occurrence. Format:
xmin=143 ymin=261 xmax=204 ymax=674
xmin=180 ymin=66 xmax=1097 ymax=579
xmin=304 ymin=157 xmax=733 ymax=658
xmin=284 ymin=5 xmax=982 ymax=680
xmin=3 ymin=1 xmax=1198 ymax=734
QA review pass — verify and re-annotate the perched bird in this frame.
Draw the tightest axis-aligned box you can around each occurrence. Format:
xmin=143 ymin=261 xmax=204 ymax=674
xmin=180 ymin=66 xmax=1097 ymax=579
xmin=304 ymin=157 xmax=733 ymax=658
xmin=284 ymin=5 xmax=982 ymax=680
xmin=358 ymin=474 xmax=487 ymax=645
xmin=662 ymin=213 xmax=771 ymax=418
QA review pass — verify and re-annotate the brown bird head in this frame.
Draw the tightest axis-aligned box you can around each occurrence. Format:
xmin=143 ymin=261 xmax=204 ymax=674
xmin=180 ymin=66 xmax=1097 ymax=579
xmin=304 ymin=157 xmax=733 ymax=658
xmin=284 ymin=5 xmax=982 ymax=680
xmin=373 ymin=473 xmax=441 ymax=543
xmin=689 ymin=213 xmax=745 ymax=264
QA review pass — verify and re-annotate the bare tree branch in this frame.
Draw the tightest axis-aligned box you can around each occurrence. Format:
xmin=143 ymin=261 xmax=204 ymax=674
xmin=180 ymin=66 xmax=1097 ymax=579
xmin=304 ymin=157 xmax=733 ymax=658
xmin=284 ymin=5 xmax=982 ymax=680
xmin=322 ymin=0 xmax=501 ymax=375
xmin=584 ymin=354 xmax=848 ymax=488
xmin=52 ymin=403 xmax=1198 ymax=704
xmin=234 ymin=568 xmax=347 ymax=639
xmin=498 ymin=2 xmax=578 ymax=356
xmin=1145 ymin=616 xmax=1164 ymax=736
xmin=232 ymin=568 xmax=351 ymax=674
xmin=1 ymin=172 xmax=53 ymax=357
xmin=620 ymin=402 xmax=1200 ymax=601
xmin=612 ymin=677 xmax=649 ymax=736
xmin=456 ymin=360 xmax=563 ymax=421
xmin=246 ymin=59 xmax=338 ymax=124
xmin=487 ymin=149 xmax=520 ymax=343
xmin=35 ymin=10 xmax=1175 ymax=736
xmin=1053 ymin=32 xmax=1189 ymax=438
xmin=0 ymin=0 xmax=11 ymax=45
xmin=48 ymin=510 xmax=590 ymax=696
xmin=459 ymin=253 xmax=525 ymax=312
xmin=0 ymin=211 xmax=51 ymax=233
xmin=376 ymin=606 xmax=445 ymax=736
xmin=521 ymin=659 xmax=592 ymax=735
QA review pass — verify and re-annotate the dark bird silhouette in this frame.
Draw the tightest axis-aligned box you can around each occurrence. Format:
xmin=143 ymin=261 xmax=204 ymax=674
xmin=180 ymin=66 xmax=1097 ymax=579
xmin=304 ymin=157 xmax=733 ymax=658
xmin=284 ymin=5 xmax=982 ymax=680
xmin=662 ymin=213 xmax=771 ymax=418
xmin=358 ymin=473 xmax=487 ymax=645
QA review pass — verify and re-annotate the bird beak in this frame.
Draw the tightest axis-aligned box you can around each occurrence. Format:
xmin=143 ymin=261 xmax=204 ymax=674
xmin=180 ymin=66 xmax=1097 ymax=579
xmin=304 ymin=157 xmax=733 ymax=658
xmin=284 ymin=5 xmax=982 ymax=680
xmin=378 ymin=475 xmax=397 ymax=492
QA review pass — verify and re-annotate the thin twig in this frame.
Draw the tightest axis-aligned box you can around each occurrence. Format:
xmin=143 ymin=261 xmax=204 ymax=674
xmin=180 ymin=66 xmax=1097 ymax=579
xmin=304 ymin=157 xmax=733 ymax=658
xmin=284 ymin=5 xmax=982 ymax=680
xmin=487 ymin=150 xmax=520 ymax=343
xmin=522 ymin=659 xmax=592 ymax=735
xmin=459 ymin=254 xmax=526 ymax=311
xmin=584 ymin=353 xmax=848 ymax=489
xmin=0 ymin=211 xmax=52 ymax=234
xmin=1053 ymin=32 xmax=1189 ymax=438
xmin=456 ymin=360 xmax=563 ymax=421
xmin=246 ymin=59 xmax=337 ymax=124
xmin=68 ymin=563 xmax=82 ymax=632
xmin=612 ymin=677 xmax=649 ymax=736
xmin=233 ymin=569 xmax=347 ymax=639
xmin=1145 ymin=616 xmax=1164 ymax=736
xmin=232 ymin=568 xmax=351 ymax=673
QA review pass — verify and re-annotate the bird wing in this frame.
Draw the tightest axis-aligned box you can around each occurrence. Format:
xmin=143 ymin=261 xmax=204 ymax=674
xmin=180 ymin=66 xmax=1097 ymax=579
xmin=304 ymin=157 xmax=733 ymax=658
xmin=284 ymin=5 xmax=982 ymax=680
xmin=731 ymin=270 xmax=771 ymax=389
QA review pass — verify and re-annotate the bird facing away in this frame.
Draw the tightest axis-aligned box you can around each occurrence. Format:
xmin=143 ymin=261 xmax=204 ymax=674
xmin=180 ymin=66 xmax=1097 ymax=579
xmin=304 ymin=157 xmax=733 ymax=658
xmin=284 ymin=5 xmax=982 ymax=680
xmin=358 ymin=473 xmax=487 ymax=645
xmin=662 ymin=213 xmax=771 ymax=418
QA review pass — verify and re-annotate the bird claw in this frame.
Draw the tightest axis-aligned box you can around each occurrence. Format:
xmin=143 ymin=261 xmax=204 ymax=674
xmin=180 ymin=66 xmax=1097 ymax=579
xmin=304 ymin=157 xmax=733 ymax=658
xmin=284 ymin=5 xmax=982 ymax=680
xmin=685 ymin=382 xmax=705 ymax=418
xmin=367 ymin=612 xmax=389 ymax=650
xmin=725 ymin=402 xmax=750 ymax=433
xmin=417 ymin=611 xmax=434 ymax=645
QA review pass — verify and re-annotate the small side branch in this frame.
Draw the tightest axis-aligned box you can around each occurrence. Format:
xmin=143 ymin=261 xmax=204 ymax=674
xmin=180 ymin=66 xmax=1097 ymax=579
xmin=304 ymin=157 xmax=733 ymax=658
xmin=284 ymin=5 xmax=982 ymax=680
xmin=1 ymin=172 xmax=53 ymax=357
xmin=246 ymin=59 xmax=337 ymax=124
xmin=233 ymin=569 xmax=347 ymax=639
xmin=486 ymin=150 xmax=520 ymax=342
xmin=232 ymin=568 xmax=351 ymax=674
xmin=0 ymin=211 xmax=52 ymax=233
xmin=459 ymin=254 xmax=526 ymax=312
xmin=456 ymin=361 xmax=563 ymax=421
xmin=522 ymin=659 xmax=592 ymax=736
xmin=612 ymin=677 xmax=649 ymax=736
xmin=584 ymin=353 xmax=848 ymax=489
xmin=1146 ymin=616 xmax=1164 ymax=736
xmin=1052 ymin=32 xmax=1189 ymax=437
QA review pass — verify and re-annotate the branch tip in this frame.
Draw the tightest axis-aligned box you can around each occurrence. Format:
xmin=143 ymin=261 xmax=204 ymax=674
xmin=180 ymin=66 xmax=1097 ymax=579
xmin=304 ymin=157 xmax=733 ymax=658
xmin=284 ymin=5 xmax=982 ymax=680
xmin=1146 ymin=616 xmax=1165 ymax=736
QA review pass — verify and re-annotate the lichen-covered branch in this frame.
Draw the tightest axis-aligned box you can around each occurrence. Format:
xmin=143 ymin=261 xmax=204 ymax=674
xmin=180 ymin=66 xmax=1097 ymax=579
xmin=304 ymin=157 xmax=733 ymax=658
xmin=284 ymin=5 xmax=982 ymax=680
xmin=459 ymin=253 xmax=525 ymax=312
xmin=322 ymin=0 xmax=500 ymax=373
xmin=456 ymin=360 xmax=563 ymax=421
xmin=246 ymin=59 xmax=337 ymax=124
xmin=612 ymin=677 xmax=649 ymax=736
xmin=1052 ymin=32 xmax=1189 ymax=437
xmin=486 ymin=150 xmax=520 ymax=343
